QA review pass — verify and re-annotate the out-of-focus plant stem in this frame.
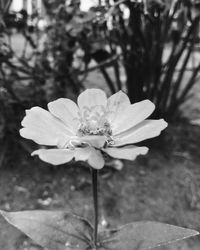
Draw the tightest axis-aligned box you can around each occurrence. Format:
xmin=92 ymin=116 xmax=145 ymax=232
xmin=92 ymin=169 xmax=98 ymax=249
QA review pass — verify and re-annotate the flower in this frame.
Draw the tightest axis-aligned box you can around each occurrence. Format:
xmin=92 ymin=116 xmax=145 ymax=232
xmin=20 ymin=89 xmax=167 ymax=169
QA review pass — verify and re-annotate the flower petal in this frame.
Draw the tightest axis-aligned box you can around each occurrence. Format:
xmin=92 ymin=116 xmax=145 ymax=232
xmin=20 ymin=107 xmax=73 ymax=146
xmin=74 ymin=147 xmax=104 ymax=169
xmin=83 ymin=147 xmax=105 ymax=169
xmin=106 ymin=90 xmax=130 ymax=124
xmin=114 ymin=119 xmax=168 ymax=146
xmin=32 ymin=147 xmax=105 ymax=169
xmin=112 ymin=100 xmax=155 ymax=135
xmin=79 ymin=135 xmax=106 ymax=148
xmin=31 ymin=149 xmax=75 ymax=165
xmin=103 ymin=146 xmax=149 ymax=160
xmin=20 ymin=128 xmax=71 ymax=147
xmin=77 ymin=89 xmax=107 ymax=113
xmin=48 ymin=98 xmax=80 ymax=133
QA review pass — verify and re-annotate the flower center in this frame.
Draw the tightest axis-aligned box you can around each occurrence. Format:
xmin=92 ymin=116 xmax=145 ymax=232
xmin=77 ymin=105 xmax=112 ymax=138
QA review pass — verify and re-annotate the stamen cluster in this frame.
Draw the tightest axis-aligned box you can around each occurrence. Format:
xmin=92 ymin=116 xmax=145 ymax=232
xmin=77 ymin=105 xmax=112 ymax=138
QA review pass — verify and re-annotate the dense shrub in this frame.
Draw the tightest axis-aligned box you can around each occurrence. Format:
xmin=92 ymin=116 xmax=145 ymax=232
xmin=84 ymin=0 xmax=200 ymax=120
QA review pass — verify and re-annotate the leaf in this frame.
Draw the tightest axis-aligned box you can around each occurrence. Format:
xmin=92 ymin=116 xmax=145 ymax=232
xmin=0 ymin=210 xmax=93 ymax=250
xmin=99 ymin=221 xmax=199 ymax=250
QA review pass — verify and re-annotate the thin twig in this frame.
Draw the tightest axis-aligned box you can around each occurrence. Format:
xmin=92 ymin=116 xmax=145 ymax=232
xmin=78 ymin=55 xmax=119 ymax=75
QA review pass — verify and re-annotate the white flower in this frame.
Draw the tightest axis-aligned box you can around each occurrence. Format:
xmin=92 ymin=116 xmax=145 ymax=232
xmin=20 ymin=89 xmax=167 ymax=169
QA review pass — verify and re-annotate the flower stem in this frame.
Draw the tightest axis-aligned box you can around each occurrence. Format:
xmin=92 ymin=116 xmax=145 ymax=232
xmin=92 ymin=169 xmax=98 ymax=248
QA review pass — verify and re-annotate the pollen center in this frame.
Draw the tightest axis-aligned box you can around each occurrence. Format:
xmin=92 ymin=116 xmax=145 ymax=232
xmin=77 ymin=105 xmax=112 ymax=137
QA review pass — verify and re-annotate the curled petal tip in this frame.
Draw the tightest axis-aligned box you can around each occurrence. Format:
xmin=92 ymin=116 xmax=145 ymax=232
xmin=19 ymin=128 xmax=23 ymax=136
xmin=142 ymin=147 xmax=149 ymax=155
xmin=31 ymin=150 xmax=39 ymax=156
xmin=141 ymin=99 xmax=155 ymax=109
xmin=160 ymin=119 xmax=168 ymax=129
xmin=25 ymin=109 xmax=30 ymax=115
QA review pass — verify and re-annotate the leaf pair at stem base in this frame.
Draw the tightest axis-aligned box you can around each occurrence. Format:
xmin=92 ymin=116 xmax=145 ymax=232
xmin=0 ymin=210 xmax=199 ymax=250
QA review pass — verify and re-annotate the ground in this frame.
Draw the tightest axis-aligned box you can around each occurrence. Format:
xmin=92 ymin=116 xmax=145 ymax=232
xmin=0 ymin=121 xmax=200 ymax=250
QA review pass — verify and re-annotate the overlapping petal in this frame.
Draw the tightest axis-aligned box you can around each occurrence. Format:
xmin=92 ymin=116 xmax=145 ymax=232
xmin=103 ymin=146 xmax=149 ymax=160
xmin=31 ymin=149 xmax=75 ymax=165
xmin=77 ymin=88 xmax=107 ymax=114
xmin=112 ymin=100 xmax=155 ymax=135
xmin=78 ymin=135 xmax=106 ymax=148
xmin=114 ymin=119 xmax=167 ymax=146
xmin=32 ymin=147 xmax=105 ymax=169
xmin=106 ymin=91 xmax=130 ymax=124
xmin=85 ymin=147 xmax=105 ymax=169
xmin=48 ymin=98 xmax=80 ymax=133
xmin=20 ymin=107 xmax=73 ymax=146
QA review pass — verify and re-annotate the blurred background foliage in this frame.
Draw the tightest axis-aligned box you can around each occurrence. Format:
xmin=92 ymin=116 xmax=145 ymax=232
xmin=0 ymin=0 xmax=200 ymax=166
